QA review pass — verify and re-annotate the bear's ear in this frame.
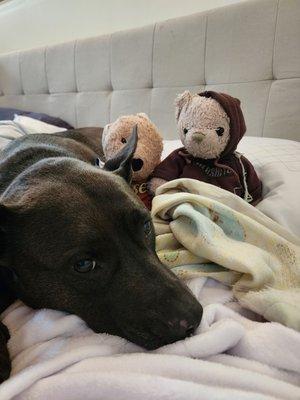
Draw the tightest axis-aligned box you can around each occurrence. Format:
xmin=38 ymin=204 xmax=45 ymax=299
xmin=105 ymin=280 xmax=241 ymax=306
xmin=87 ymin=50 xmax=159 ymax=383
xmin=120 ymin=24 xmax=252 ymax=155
xmin=175 ymin=91 xmax=192 ymax=121
xmin=103 ymin=125 xmax=138 ymax=183
xmin=136 ymin=113 xmax=150 ymax=121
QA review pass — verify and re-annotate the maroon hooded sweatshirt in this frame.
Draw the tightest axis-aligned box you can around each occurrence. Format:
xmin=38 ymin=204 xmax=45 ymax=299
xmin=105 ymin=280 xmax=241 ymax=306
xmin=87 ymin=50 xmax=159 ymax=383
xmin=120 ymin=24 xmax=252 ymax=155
xmin=152 ymin=91 xmax=262 ymax=205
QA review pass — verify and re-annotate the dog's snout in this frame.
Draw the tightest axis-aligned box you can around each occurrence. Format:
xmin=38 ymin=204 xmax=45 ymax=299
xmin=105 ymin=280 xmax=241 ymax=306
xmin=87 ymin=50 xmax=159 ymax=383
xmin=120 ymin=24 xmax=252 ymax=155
xmin=131 ymin=158 xmax=144 ymax=171
xmin=111 ymin=257 xmax=203 ymax=349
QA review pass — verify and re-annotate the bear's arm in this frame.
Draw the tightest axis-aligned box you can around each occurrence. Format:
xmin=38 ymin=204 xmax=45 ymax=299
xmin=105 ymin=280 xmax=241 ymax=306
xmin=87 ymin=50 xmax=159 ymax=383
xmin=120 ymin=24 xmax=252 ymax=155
xmin=240 ymin=155 xmax=263 ymax=205
xmin=151 ymin=149 xmax=186 ymax=181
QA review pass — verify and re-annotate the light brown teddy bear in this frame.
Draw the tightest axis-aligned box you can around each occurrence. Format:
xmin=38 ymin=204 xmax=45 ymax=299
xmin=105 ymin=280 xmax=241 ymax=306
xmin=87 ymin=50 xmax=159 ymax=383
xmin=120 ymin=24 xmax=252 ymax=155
xmin=150 ymin=90 xmax=262 ymax=205
xmin=102 ymin=113 xmax=163 ymax=209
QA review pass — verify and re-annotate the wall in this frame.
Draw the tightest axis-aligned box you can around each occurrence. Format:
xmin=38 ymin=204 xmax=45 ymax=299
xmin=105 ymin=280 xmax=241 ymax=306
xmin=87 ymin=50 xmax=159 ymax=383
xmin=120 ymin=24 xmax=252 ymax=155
xmin=0 ymin=0 xmax=248 ymax=54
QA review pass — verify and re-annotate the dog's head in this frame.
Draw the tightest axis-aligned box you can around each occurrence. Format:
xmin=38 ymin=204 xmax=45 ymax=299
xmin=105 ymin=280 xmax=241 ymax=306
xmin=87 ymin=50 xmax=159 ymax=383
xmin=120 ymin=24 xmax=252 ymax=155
xmin=0 ymin=128 xmax=202 ymax=349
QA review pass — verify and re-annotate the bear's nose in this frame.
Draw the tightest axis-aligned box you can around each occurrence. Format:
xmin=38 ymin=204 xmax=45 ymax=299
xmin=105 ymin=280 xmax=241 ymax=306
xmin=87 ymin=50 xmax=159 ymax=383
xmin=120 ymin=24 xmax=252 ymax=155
xmin=193 ymin=132 xmax=205 ymax=143
xmin=132 ymin=158 xmax=144 ymax=172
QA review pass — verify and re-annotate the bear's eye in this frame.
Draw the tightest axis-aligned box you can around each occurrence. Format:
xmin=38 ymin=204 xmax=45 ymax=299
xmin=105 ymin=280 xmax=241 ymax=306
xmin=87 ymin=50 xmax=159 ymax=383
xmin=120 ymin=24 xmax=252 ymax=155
xmin=183 ymin=128 xmax=188 ymax=134
xmin=121 ymin=137 xmax=127 ymax=144
xmin=216 ymin=127 xmax=224 ymax=137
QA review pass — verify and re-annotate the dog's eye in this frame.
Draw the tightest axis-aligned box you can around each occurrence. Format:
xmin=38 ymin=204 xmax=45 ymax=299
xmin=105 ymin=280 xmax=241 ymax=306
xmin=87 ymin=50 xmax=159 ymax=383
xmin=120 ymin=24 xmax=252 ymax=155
xmin=74 ymin=259 xmax=97 ymax=273
xmin=121 ymin=137 xmax=127 ymax=144
xmin=216 ymin=127 xmax=224 ymax=136
xmin=144 ymin=220 xmax=152 ymax=236
xmin=183 ymin=128 xmax=188 ymax=134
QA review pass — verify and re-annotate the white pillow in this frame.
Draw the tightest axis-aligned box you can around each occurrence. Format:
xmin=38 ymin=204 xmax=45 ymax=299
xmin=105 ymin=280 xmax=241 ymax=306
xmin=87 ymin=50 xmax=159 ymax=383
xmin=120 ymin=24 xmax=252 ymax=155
xmin=13 ymin=115 xmax=67 ymax=134
xmin=0 ymin=120 xmax=25 ymax=148
xmin=163 ymin=137 xmax=300 ymax=237
xmin=0 ymin=116 xmax=67 ymax=150
xmin=239 ymin=137 xmax=300 ymax=237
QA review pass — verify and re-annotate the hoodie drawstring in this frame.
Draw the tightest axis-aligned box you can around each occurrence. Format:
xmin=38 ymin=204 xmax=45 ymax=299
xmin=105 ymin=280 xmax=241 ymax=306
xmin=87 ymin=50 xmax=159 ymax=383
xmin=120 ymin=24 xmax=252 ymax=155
xmin=235 ymin=152 xmax=253 ymax=203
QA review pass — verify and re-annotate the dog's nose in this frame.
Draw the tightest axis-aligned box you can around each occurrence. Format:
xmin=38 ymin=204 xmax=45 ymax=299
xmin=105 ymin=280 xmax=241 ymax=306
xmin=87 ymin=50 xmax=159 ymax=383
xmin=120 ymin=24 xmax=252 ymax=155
xmin=167 ymin=318 xmax=198 ymax=338
xmin=131 ymin=158 xmax=144 ymax=172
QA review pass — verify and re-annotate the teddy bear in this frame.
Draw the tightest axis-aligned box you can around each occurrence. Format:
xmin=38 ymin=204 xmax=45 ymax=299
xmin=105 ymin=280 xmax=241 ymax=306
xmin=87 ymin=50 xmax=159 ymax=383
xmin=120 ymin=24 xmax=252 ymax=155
xmin=150 ymin=90 xmax=262 ymax=205
xmin=102 ymin=113 xmax=163 ymax=209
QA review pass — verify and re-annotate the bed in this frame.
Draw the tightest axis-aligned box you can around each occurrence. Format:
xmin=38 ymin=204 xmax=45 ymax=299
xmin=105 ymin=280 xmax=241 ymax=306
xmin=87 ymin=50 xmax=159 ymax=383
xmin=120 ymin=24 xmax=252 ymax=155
xmin=0 ymin=0 xmax=299 ymax=398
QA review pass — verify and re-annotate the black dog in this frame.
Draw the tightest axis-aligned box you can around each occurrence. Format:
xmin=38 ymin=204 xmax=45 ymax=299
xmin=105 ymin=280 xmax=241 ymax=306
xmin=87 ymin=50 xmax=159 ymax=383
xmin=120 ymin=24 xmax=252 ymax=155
xmin=0 ymin=127 xmax=202 ymax=382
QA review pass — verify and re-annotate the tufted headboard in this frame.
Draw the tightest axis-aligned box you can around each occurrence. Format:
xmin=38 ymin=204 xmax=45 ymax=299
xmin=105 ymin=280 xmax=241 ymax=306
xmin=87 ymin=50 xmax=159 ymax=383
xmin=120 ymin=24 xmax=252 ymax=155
xmin=0 ymin=0 xmax=299 ymax=141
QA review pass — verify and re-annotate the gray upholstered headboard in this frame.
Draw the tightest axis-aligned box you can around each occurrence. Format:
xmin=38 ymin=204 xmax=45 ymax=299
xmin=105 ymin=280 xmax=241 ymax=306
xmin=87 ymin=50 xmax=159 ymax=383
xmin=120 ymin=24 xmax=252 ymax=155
xmin=0 ymin=0 xmax=299 ymax=141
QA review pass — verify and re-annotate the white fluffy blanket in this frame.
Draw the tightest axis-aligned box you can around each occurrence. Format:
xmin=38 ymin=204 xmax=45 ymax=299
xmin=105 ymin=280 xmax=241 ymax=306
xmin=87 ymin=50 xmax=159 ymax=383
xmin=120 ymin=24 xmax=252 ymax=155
xmin=0 ymin=277 xmax=299 ymax=400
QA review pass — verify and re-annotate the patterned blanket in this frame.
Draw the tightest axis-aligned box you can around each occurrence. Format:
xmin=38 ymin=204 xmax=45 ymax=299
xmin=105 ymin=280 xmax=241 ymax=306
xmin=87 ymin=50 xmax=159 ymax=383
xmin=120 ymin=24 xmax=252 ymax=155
xmin=152 ymin=178 xmax=300 ymax=331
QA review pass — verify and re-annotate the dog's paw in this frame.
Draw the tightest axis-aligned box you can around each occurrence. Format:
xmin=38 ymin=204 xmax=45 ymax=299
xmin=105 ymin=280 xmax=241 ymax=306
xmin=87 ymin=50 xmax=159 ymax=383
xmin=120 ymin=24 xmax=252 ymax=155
xmin=0 ymin=322 xmax=11 ymax=383
xmin=0 ymin=363 xmax=10 ymax=383
xmin=0 ymin=322 xmax=9 ymax=343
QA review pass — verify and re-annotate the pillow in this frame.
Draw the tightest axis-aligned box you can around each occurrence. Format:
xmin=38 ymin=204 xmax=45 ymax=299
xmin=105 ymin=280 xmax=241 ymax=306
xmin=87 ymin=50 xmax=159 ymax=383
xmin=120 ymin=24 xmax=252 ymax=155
xmin=0 ymin=120 xmax=25 ymax=148
xmin=13 ymin=115 xmax=67 ymax=134
xmin=238 ymin=137 xmax=300 ymax=238
xmin=0 ymin=117 xmax=67 ymax=149
xmin=0 ymin=107 xmax=73 ymax=130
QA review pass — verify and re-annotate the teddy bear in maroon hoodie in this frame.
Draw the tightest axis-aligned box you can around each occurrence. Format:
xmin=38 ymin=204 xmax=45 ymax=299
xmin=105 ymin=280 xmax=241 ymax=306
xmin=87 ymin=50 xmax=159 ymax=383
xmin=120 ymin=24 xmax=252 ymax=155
xmin=150 ymin=90 xmax=262 ymax=205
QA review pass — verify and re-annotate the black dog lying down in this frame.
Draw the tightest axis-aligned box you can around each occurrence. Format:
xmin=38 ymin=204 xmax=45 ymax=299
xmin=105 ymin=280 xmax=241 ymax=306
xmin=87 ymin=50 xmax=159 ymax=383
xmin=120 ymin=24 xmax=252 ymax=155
xmin=0 ymin=127 xmax=202 ymax=382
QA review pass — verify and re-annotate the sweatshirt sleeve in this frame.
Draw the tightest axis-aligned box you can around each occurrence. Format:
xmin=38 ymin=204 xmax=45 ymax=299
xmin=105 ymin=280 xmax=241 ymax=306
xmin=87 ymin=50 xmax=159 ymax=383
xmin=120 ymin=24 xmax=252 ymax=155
xmin=151 ymin=149 xmax=186 ymax=181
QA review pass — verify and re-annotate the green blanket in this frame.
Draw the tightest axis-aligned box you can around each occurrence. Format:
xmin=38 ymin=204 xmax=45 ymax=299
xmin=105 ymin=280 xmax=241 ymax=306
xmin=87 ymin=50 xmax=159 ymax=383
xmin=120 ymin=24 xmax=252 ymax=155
xmin=152 ymin=178 xmax=300 ymax=331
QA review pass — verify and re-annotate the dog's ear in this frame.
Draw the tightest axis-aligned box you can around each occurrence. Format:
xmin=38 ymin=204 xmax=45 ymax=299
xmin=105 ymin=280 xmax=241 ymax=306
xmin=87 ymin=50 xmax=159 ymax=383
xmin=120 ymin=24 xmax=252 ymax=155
xmin=0 ymin=203 xmax=17 ymax=260
xmin=0 ymin=205 xmax=10 ymax=263
xmin=103 ymin=125 xmax=138 ymax=183
xmin=0 ymin=205 xmax=8 ymax=251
